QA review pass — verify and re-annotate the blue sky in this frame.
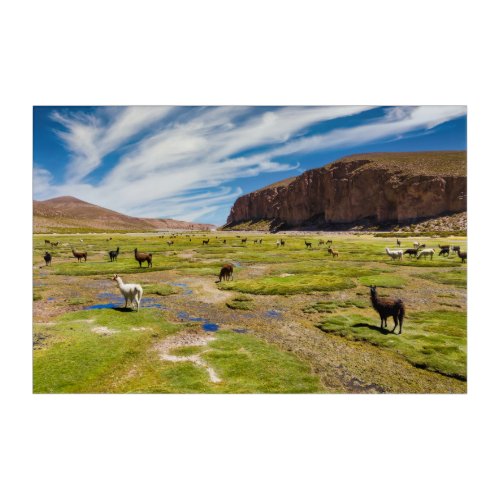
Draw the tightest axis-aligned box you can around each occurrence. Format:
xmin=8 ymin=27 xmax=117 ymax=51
xmin=33 ymin=106 xmax=466 ymax=225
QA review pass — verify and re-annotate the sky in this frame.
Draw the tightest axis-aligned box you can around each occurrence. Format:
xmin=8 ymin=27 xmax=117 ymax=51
xmin=33 ymin=105 xmax=467 ymax=226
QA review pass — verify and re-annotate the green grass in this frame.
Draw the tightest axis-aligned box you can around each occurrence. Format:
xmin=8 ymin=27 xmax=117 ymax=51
xmin=33 ymin=309 xmax=322 ymax=393
xmin=219 ymin=274 xmax=356 ymax=295
xmin=358 ymin=274 xmax=407 ymax=288
xmin=226 ymin=296 xmax=254 ymax=310
xmin=143 ymin=283 xmax=176 ymax=296
xmin=419 ymin=270 xmax=467 ymax=288
xmin=317 ymin=310 xmax=466 ymax=380
xmin=303 ymin=299 xmax=368 ymax=314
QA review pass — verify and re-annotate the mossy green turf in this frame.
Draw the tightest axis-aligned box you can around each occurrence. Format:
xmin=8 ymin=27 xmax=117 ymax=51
xmin=33 ymin=309 xmax=321 ymax=394
xmin=315 ymin=310 xmax=466 ymax=380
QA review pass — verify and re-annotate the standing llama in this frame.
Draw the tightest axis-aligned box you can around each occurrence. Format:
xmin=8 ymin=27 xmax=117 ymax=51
xmin=134 ymin=248 xmax=152 ymax=268
xmin=385 ymin=248 xmax=403 ymax=260
xmin=72 ymin=248 xmax=87 ymax=262
xmin=369 ymin=285 xmax=405 ymax=334
xmin=112 ymin=274 xmax=143 ymax=310
xmin=109 ymin=247 xmax=119 ymax=262
xmin=43 ymin=252 xmax=52 ymax=266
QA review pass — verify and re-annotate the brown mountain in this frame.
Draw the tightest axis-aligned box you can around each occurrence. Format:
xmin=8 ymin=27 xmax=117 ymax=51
xmin=33 ymin=196 xmax=216 ymax=233
xmin=225 ymin=151 xmax=467 ymax=230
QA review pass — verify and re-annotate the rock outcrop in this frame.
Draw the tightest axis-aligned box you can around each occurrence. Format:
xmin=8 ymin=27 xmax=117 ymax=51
xmin=225 ymin=151 xmax=466 ymax=229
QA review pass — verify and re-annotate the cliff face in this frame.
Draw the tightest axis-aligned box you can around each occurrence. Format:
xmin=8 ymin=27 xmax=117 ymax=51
xmin=226 ymin=151 xmax=467 ymax=228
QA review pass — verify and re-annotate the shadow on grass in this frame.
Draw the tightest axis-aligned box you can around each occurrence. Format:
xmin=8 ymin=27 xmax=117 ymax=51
xmin=352 ymin=322 xmax=400 ymax=335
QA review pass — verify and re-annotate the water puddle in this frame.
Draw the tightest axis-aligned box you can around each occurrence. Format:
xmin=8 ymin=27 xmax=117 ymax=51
xmin=265 ymin=309 xmax=282 ymax=318
xmin=177 ymin=311 xmax=220 ymax=331
xmin=85 ymin=292 xmax=166 ymax=310
xmin=171 ymin=283 xmax=193 ymax=295
xmin=233 ymin=328 xmax=248 ymax=334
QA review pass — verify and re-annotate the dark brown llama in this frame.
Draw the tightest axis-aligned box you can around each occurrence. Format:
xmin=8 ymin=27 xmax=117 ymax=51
xmin=134 ymin=248 xmax=152 ymax=268
xmin=43 ymin=252 xmax=52 ymax=266
xmin=369 ymin=285 xmax=405 ymax=334
xmin=109 ymin=247 xmax=119 ymax=262
xmin=217 ymin=264 xmax=234 ymax=282
xmin=457 ymin=248 xmax=467 ymax=263
xmin=404 ymin=248 xmax=418 ymax=258
xmin=241 ymin=238 xmax=247 ymax=244
xmin=72 ymin=248 xmax=87 ymax=262
xmin=202 ymin=239 xmax=210 ymax=245
xmin=396 ymin=238 xmax=401 ymax=247
xmin=305 ymin=241 xmax=312 ymax=249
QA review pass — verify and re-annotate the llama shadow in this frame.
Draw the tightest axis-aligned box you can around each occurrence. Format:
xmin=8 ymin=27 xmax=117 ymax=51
xmin=352 ymin=322 xmax=398 ymax=335
xmin=112 ymin=307 xmax=135 ymax=313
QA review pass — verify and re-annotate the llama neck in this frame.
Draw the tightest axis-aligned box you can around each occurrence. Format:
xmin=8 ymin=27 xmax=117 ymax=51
xmin=115 ymin=277 xmax=125 ymax=289
xmin=370 ymin=293 xmax=379 ymax=308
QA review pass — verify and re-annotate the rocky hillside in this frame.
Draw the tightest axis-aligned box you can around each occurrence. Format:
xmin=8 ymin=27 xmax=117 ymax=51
xmin=33 ymin=196 xmax=216 ymax=233
xmin=225 ymin=151 xmax=467 ymax=230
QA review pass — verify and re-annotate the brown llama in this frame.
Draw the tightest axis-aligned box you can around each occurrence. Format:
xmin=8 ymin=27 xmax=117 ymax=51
xmin=403 ymin=248 xmax=418 ymax=258
xmin=396 ymin=238 xmax=401 ymax=247
xmin=457 ymin=248 xmax=467 ymax=263
xmin=167 ymin=240 xmax=174 ymax=246
xmin=44 ymin=239 xmax=51 ymax=246
xmin=305 ymin=241 xmax=312 ymax=249
xmin=134 ymin=248 xmax=152 ymax=268
xmin=202 ymin=239 xmax=210 ymax=245
xmin=43 ymin=252 xmax=52 ymax=266
xmin=109 ymin=247 xmax=119 ymax=262
xmin=369 ymin=285 xmax=405 ymax=334
xmin=72 ymin=248 xmax=87 ymax=262
xmin=50 ymin=241 xmax=59 ymax=248
xmin=328 ymin=248 xmax=338 ymax=258
xmin=318 ymin=240 xmax=325 ymax=246
xmin=217 ymin=264 xmax=234 ymax=282
xmin=326 ymin=240 xmax=333 ymax=245
xmin=241 ymin=238 xmax=247 ymax=244
xmin=280 ymin=239 xmax=285 ymax=246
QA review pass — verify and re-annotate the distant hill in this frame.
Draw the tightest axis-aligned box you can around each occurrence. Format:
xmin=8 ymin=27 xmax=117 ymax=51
xmin=225 ymin=151 xmax=467 ymax=231
xmin=33 ymin=196 xmax=216 ymax=233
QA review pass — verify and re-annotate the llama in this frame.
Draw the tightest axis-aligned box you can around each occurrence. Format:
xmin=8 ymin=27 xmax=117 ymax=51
xmin=276 ymin=240 xmax=281 ymax=247
xmin=403 ymin=248 xmax=418 ymax=258
xmin=50 ymin=241 xmax=59 ymax=248
xmin=369 ymin=285 xmax=405 ymax=334
xmin=259 ymin=239 xmax=263 ymax=244
xmin=112 ymin=274 xmax=143 ymax=310
xmin=305 ymin=241 xmax=312 ymax=249
xmin=280 ymin=239 xmax=285 ymax=246
xmin=109 ymin=247 xmax=119 ymax=262
xmin=44 ymin=239 xmax=51 ymax=246
xmin=396 ymin=238 xmax=401 ymax=247
xmin=457 ymin=248 xmax=467 ymax=263
xmin=413 ymin=241 xmax=420 ymax=249
xmin=202 ymin=239 xmax=210 ymax=245
xmin=318 ymin=240 xmax=325 ymax=246
xmin=134 ymin=248 xmax=152 ymax=268
xmin=217 ymin=264 xmax=234 ymax=282
xmin=241 ymin=238 xmax=247 ymax=244
xmin=451 ymin=245 xmax=461 ymax=254
xmin=385 ymin=248 xmax=403 ymax=260
xmin=438 ymin=244 xmax=450 ymax=251
xmin=438 ymin=247 xmax=450 ymax=257
xmin=328 ymin=248 xmax=338 ymax=258
xmin=167 ymin=241 xmax=174 ymax=246
xmin=72 ymin=248 xmax=87 ymax=262
xmin=326 ymin=240 xmax=333 ymax=246
xmin=417 ymin=248 xmax=435 ymax=260
xmin=223 ymin=239 xmax=227 ymax=244
xmin=43 ymin=252 xmax=52 ymax=266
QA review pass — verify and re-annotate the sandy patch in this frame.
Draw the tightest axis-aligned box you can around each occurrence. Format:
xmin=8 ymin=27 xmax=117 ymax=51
xmin=155 ymin=331 xmax=221 ymax=383
xmin=92 ymin=326 xmax=118 ymax=336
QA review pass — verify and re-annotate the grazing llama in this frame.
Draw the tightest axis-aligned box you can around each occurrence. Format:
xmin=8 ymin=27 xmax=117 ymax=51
xmin=43 ymin=252 xmax=52 ymax=266
xmin=109 ymin=247 xmax=119 ymax=262
xmin=385 ymin=248 xmax=403 ymax=260
xmin=416 ymin=248 xmax=435 ymax=260
xmin=218 ymin=264 xmax=234 ymax=282
xmin=403 ymin=248 xmax=418 ymax=258
xmin=134 ymin=248 xmax=152 ymax=268
xmin=72 ymin=248 xmax=87 ymax=262
xmin=326 ymin=240 xmax=333 ymax=246
xmin=305 ymin=241 xmax=312 ymax=249
xmin=112 ymin=274 xmax=143 ymax=310
xmin=369 ymin=285 xmax=405 ymax=334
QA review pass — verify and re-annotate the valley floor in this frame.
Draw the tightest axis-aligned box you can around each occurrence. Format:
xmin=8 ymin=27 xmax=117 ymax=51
xmin=33 ymin=231 xmax=467 ymax=393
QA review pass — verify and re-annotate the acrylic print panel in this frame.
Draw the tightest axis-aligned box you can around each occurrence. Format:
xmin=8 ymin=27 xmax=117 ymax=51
xmin=33 ymin=105 xmax=467 ymax=394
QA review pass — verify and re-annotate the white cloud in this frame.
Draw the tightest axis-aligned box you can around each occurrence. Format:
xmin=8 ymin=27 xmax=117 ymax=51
xmin=34 ymin=105 xmax=466 ymax=224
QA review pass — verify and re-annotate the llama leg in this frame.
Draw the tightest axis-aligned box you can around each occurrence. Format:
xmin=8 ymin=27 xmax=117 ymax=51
xmin=399 ymin=313 xmax=404 ymax=334
xmin=391 ymin=315 xmax=398 ymax=332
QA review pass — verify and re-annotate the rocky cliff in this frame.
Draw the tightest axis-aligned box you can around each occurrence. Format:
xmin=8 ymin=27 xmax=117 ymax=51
xmin=225 ymin=151 xmax=466 ymax=229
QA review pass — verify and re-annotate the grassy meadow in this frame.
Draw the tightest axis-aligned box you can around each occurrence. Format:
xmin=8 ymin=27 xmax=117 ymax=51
xmin=33 ymin=230 xmax=467 ymax=393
